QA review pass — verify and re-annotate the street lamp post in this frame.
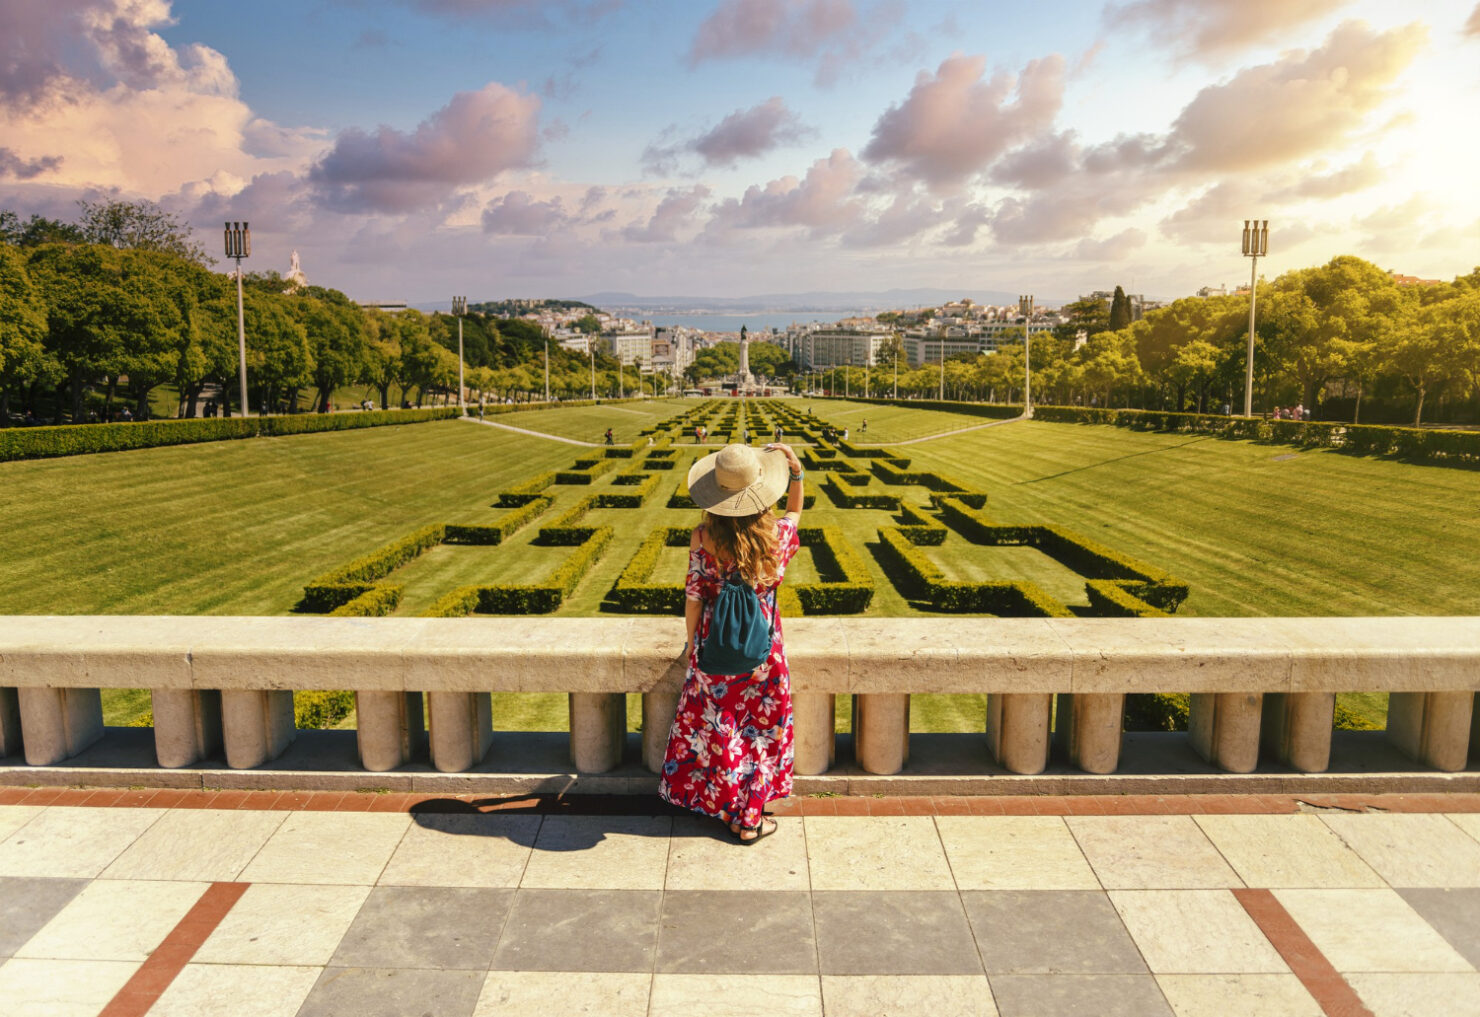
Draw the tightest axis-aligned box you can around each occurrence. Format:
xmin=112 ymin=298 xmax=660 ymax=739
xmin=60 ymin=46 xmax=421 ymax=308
xmin=223 ymin=222 xmax=250 ymax=416
xmin=588 ymin=337 xmax=596 ymax=401
xmin=1241 ymin=219 xmax=1268 ymax=417
xmin=543 ymin=327 xmax=550 ymax=402
xmin=938 ymin=339 xmax=945 ymax=401
xmin=451 ymin=296 xmax=466 ymax=413
xmin=1019 ymin=294 xmax=1034 ymax=418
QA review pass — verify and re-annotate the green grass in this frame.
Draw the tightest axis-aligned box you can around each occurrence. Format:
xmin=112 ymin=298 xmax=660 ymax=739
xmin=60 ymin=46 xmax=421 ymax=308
xmin=480 ymin=398 xmax=699 ymax=444
xmin=8 ymin=399 xmax=1476 ymax=732
xmin=804 ymin=399 xmax=1013 ymax=443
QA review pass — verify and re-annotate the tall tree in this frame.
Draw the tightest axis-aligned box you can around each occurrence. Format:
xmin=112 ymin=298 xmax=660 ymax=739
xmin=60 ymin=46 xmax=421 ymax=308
xmin=76 ymin=199 xmax=211 ymax=265
xmin=1108 ymin=285 xmax=1132 ymax=330
xmin=0 ymin=244 xmax=57 ymax=422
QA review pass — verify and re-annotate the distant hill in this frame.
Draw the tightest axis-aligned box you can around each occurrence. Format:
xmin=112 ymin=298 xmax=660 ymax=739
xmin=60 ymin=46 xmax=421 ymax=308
xmin=578 ymin=288 xmax=1069 ymax=312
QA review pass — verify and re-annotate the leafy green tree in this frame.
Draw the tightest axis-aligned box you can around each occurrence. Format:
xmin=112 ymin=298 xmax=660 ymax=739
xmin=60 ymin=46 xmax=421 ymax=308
xmin=299 ymin=294 xmax=369 ymax=412
xmin=0 ymin=243 xmax=57 ymax=422
xmin=1054 ymin=295 xmax=1111 ymax=344
xmin=0 ymin=210 xmax=86 ymax=247
xmin=244 ymin=290 xmax=312 ymax=413
xmin=572 ymin=313 xmax=601 ymax=334
xmin=77 ymin=199 xmax=211 ymax=265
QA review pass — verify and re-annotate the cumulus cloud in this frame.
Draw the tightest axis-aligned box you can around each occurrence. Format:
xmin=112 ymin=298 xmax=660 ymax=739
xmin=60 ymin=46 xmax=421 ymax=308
xmin=308 ymin=83 xmax=541 ymax=213
xmin=687 ymin=0 xmax=902 ymax=84
xmin=1104 ymin=0 xmax=1352 ymax=61
xmin=862 ymin=53 xmax=1065 ymax=191
xmin=482 ymin=190 xmax=569 ymax=234
xmin=1158 ymin=179 xmax=1263 ymax=244
xmin=0 ymin=149 xmax=63 ymax=180
xmin=0 ymin=3 xmax=80 ymax=111
xmin=1270 ymin=153 xmax=1383 ymax=200
xmin=389 ymin=0 xmax=619 ymax=27
xmin=706 ymin=149 xmax=863 ymax=237
xmin=840 ymin=191 xmax=941 ymax=247
xmin=1073 ymin=227 xmax=1148 ymax=260
xmin=1165 ymin=20 xmax=1426 ymax=172
xmin=1467 ymin=3 xmax=1480 ymax=36
xmin=620 ymin=185 xmax=711 ymax=242
xmin=643 ymin=98 xmax=814 ymax=174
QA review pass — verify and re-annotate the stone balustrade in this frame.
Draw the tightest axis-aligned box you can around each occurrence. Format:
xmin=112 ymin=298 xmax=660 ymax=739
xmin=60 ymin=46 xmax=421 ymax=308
xmin=1 ymin=616 xmax=1476 ymax=783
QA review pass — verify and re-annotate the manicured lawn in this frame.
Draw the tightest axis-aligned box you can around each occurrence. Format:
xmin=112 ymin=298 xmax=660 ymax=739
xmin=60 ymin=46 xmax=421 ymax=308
xmin=10 ymin=398 xmax=1478 ymax=731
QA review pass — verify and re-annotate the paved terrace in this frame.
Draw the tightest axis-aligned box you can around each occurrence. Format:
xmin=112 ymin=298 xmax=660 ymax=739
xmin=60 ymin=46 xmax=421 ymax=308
xmin=2 ymin=788 xmax=1479 ymax=1017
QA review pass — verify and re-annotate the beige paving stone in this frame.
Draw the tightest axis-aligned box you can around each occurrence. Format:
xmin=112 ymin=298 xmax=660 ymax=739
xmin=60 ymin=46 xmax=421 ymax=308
xmin=1320 ymin=814 xmax=1480 ymax=887
xmin=1346 ymin=973 xmax=1480 ymax=1017
xmin=474 ymin=970 xmax=651 ymax=1016
xmin=0 ymin=807 xmax=163 ymax=878
xmin=239 ymin=811 xmax=410 ymax=885
xmin=649 ymin=974 xmax=822 ymax=1017
xmin=1109 ymin=890 xmax=1287 ymax=974
xmin=1066 ymin=816 xmax=1242 ymax=890
xmin=194 ymin=884 xmax=372 ymax=966
xmin=0 ymin=805 xmax=43 ymax=843
xmin=101 ymin=809 xmax=287 ymax=882
xmin=821 ymin=974 xmax=998 ymax=1017
xmin=519 ymin=815 xmax=671 ymax=890
xmin=0 ymin=958 xmax=139 ymax=1017
xmin=1274 ymin=889 xmax=1475 ymax=972
xmin=936 ymin=817 xmax=1100 ymax=891
xmin=1154 ymin=974 xmax=1323 ymax=1017
xmin=805 ymin=816 xmax=955 ymax=891
xmin=149 ymin=963 xmax=322 ymax=1017
xmin=666 ymin=814 xmax=809 ymax=891
xmin=16 ymin=878 xmax=209 ymax=961
xmin=379 ymin=814 xmax=539 ymax=888
xmin=1193 ymin=814 xmax=1383 ymax=889
xmin=1448 ymin=813 xmax=1480 ymax=845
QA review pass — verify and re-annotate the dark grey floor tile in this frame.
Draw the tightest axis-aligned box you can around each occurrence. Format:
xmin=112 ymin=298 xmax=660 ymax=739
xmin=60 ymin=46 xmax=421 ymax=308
xmin=331 ymin=886 xmax=513 ymax=970
xmin=963 ymin=891 xmax=1147 ymax=975
xmin=1398 ymin=888 xmax=1480 ymax=969
xmin=657 ymin=890 xmax=816 ymax=974
xmin=0 ymin=877 xmax=89 ymax=958
xmin=296 ymin=967 xmax=485 ymax=1017
xmin=814 ymin=891 xmax=983 ymax=975
xmin=491 ymin=889 xmax=660 ymax=972
xmin=990 ymin=974 xmax=1175 ymax=1017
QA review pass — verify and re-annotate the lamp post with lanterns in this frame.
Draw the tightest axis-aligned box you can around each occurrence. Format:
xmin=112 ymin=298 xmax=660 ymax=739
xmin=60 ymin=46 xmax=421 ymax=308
xmin=1020 ymin=294 xmax=1034 ymax=418
xmin=451 ymin=296 xmax=466 ymax=412
xmin=1241 ymin=219 xmax=1268 ymax=417
xmin=223 ymin=222 xmax=251 ymax=416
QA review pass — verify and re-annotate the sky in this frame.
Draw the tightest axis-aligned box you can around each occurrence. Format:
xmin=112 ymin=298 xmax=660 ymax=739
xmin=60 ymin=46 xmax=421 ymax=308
xmin=1 ymin=0 xmax=1477 ymax=307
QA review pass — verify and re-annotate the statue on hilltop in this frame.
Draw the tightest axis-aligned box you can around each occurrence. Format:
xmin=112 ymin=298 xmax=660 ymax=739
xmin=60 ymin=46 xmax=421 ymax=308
xmin=284 ymin=249 xmax=308 ymax=293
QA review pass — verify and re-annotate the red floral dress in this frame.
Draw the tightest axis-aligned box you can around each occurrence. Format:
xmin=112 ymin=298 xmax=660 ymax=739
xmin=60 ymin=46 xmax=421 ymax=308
xmin=658 ymin=517 xmax=799 ymax=829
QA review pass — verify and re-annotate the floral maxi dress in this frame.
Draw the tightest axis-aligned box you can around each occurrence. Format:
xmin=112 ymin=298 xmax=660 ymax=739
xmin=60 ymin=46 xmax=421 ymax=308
xmin=658 ymin=517 xmax=799 ymax=830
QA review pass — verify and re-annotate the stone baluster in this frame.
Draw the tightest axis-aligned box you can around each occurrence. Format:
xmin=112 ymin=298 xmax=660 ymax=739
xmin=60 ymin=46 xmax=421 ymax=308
xmin=987 ymin=693 xmax=1052 ymax=775
xmin=220 ymin=690 xmax=296 ymax=769
xmin=1189 ymin=692 xmax=1263 ymax=773
xmin=791 ymin=692 xmax=835 ymax=775
xmin=151 ymin=689 xmax=222 ymax=768
xmin=355 ymin=691 xmax=425 ymax=772
xmin=1387 ymin=691 xmax=1474 ymax=772
xmin=426 ymin=691 xmax=491 ymax=773
xmin=642 ymin=691 xmax=681 ymax=772
xmin=1055 ymin=693 xmax=1124 ymax=774
xmin=1261 ymin=692 xmax=1334 ymax=773
xmin=0 ymin=687 xmax=20 ymax=759
xmin=16 ymin=688 xmax=104 ymax=766
xmin=855 ymin=693 xmax=909 ymax=775
xmin=569 ymin=692 xmax=625 ymax=773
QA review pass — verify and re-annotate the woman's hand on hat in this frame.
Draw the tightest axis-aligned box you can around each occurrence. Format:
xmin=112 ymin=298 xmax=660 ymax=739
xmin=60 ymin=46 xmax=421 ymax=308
xmin=764 ymin=442 xmax=800 ymax=468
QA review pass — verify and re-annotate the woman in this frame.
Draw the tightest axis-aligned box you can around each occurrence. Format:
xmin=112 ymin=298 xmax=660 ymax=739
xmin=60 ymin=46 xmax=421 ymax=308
xmin=658 ymin=441 xmax=805 ymax=843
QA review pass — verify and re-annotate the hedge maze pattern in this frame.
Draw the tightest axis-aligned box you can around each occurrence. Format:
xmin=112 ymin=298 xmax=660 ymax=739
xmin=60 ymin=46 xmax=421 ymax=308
xmin=296 ymin=398 xmax=1188 ymax=621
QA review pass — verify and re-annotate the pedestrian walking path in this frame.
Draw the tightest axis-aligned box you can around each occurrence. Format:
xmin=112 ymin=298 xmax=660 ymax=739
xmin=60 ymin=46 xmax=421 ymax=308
xmin=1 ymin=789 xmax=1477 ymax=1017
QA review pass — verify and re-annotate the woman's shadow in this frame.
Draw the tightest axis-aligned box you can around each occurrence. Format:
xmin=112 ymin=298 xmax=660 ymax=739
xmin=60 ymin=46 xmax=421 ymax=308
xmin=408 ymin=795 xmax=702 ymax=851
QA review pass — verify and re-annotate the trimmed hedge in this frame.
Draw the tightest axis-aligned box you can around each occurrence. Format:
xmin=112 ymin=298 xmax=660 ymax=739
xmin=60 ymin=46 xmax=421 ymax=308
xmin=555 ymin=457 xmax=619 ymax=484
xmin=791 ymin=526 xmax=874 ymax=613
xmin=424 ymin=525 xmax=613 ymax=616
xmin=822 ymin=475 xmax=899 ymax=510
xmin=497 ymin=471 xmax=557 ymax=506
xmin=829 ymin=396 xmax=1023 ymax=420
xmin=0 ymin=406 xmax=464 ymax=463
xmin=897 ymin=503 xmax=947 ymax=545
xmin=608 ymin=526 xmax=692 ymax=613
xmin=1031 ymin=405 xmax=1480 ymax=467
xmin=444 ymin=496 xmax=552 ymax=545
xmin=300 ymin=523 xmax=446 ymax=612
xmin=328 ymin=585 xmax=403 ymax=617
xmin=875 ymin=527 xmax=1073 ymax=616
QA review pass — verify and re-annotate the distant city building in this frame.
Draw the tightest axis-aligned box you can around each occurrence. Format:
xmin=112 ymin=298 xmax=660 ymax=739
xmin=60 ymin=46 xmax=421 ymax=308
xmin=602 ymin=325 xmax=656 ymax=366
xmin=798 ymin=328 xmax=889 ymax=370
xmin=1195 ymin=285 xmax=1228 ymax=298
xmin=358 ymin=301 xmax=408 ymax=313
xmin=1389 ymin=271 xmax=1442 ymax=287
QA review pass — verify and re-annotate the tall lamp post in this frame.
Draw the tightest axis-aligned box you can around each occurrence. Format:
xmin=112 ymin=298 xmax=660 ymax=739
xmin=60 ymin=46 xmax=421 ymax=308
xmin=588 ymin=337 xmax=596 ymax=400
xmin=938 ymin=338 xmax=946 ymax=401
xmin=542 ymin=325 xmax=550 ymax=402
xmin=1241 ymin=219 xmax=1268 ymax=417
xmin=1019 ymin=294 xmax=1034 ymax=418
xmin=893 ymin=334 xmax=899 ymax=399
xmin=450 ymin=296 xmax=466 ymax=412
xmin=223 ymin=222 xmax=250 ymax=416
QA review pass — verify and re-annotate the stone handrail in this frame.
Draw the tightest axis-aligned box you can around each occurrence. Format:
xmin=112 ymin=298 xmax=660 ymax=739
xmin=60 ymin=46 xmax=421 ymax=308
xmin=1 ymin=616 xmax=1476 ymax=782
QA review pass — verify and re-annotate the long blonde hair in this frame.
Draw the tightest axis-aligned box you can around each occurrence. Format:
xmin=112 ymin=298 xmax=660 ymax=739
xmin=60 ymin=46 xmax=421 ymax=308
xmin=704 ymin=508 xmax=780 ymax=587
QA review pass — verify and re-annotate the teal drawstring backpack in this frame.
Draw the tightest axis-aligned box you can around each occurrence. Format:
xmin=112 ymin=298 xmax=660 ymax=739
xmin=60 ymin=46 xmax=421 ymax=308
xmin=697 ymin=570 xmax=775 ymax=676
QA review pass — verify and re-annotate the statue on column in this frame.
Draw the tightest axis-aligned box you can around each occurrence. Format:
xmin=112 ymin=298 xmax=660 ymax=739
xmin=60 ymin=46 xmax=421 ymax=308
xmin=738 ymin=324 xmax=754 ymax=390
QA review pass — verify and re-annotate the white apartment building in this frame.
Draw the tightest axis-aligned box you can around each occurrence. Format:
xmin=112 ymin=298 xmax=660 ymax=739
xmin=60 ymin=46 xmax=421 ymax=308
xmin=797 ymin=328 xmax=890 ymax=370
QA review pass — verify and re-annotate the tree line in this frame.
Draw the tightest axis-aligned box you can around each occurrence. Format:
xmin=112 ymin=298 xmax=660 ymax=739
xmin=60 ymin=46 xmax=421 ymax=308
xmin=0 ymin=202 xmax=656 ymax=424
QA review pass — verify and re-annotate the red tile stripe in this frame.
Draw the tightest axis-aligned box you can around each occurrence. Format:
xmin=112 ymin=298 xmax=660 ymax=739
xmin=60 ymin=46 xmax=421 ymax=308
xmin=1234 ymin=888 xmax=1375 ymax=1017
xmin=97 ymin=881 xmax=249 ymax=1017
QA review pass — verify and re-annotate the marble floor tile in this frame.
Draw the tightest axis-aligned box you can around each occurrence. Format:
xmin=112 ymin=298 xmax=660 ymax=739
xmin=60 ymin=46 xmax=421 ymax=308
xmin=649 ymin=974 xmax=822 ymax=1017
xmin=15 ymin=878 xmax=208 ymax=961
xmin=148 ymin=963 xmax=322 ymax=1017
xmin=814 ymin=891 xmax=983 ymax=975
xmin=988 ymin=974 xmax=1175 ymax=1017
xmin=331 ymin=885 xmax=512 ymax=970
xmin=963 ymin=890 xmax=1146 ymax=975
xmin=1193 ymin=814 xmax=1383 ymax=889
xmin=473 ymin=970 xmax=651 ymax=1017
xmin=0 ymin=805 xmax=43 ymax=843
xmin=665 ymin=814 xmax=809 ymax=891
xmin=1346 ymin=973 xmax=1480 ymax=1017
xmin=295 ymin=966 xmax=486 ymax=1017
xmin=518 ymin=815 xmax=671 ymax=890
xmin=0 ymin=877 xmax=89 ymax=958
xmin=1067 ymin=816 xmax=1242 ymax=890
xmin=379 ymin=813 xmax=539 ymax=888
xmin=821 ymin=974 xmax=998 ymax=1017
xmin=194 ymin=883 xmax=373 ymax=967
xmin=0 ymin=807 xmax=163 ymax=878
xmin=805 ymin=816 xmax=955 ymax=891
xmin=239 ymin=811 xmax=410 ymax=885
xmin=656 ymin=890 xmax=815 ymax=973
xmin=1154 ymin=974 xmax=1323 ymax=1017
xmin=936 ymin=817 xmax=1100 ymax=891
xmin=1320 ymin=814 xmax=1480 ymax=888
xmin=1395 ymin=888 xmax=1480 ymax=970
xmin=100 ymin=809 xmax=286 ymax=882
xmin=1449 ymin=813 xmax=1480 ymax=845
xmin=491 ymin=888 xmax=661 ymax=972
xmin=1274 ymin=888 xmax=1474 ymax=973
xmin=1109 ymin=890 xmax=1287 ymax=974
xmin=0 ymin=958 xmax=139 ymax=1017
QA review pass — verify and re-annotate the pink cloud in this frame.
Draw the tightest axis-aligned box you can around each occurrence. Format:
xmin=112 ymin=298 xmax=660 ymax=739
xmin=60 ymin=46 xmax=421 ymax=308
xmin=1105 ymin=0 xmax=1352 ymax=61
xmin=643 ymin=98 xmax=815 ymax=175
xmin=482 ymin=190 xmax=568 ymax=234
xmin=620 ymin=185 xmax=711 ymax=242
xmin=1466 ymin=3 xmax=1480 ymax=36
xmin=687 ymin=0 xmax=902 ymax=85
xmin=0 ymin=148 xmax=63 ymax=180
xmin=707 ymin=149 xmax=863 ymax=237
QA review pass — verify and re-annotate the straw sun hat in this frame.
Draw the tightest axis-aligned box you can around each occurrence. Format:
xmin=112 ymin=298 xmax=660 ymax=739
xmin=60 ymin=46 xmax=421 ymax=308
xmin=687 ymin=443 xmax=791 ymax=517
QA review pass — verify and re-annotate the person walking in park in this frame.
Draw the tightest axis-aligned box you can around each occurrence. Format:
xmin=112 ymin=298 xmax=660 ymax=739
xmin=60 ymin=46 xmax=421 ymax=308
xmin=659 ymin=441 xmax=805 ymax=843
xmin=604 ymin=427 xmax=614 ymax=446
xmin=773 ymin=423 xmax=783 ymax=443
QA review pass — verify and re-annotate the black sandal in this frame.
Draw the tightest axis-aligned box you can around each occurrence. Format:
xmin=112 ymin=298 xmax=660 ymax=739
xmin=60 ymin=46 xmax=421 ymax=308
xmin=733 ymin=817 xmax=778 ymax=845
